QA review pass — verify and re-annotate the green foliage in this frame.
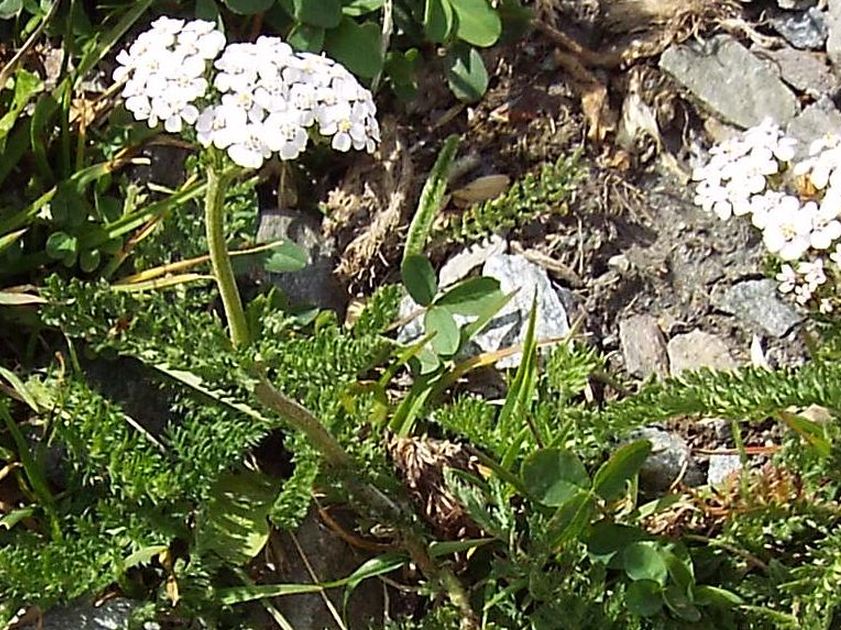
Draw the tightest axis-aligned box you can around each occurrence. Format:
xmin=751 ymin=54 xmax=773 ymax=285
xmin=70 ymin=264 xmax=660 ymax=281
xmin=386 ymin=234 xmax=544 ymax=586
xmin=440 ymin=153 xmax=583 ymax=244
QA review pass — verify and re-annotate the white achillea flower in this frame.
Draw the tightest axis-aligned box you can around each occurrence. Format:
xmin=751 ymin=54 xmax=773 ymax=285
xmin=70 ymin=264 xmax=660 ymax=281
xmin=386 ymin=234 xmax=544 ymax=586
xmin=691 ymin=118 xmax=794 ymax=222
xmin=793 ymin=135 xmax=841 ymax=190
xmin=776 ymin=263 xmax=798 ymax=294
xmin=116 ymin=24 xmax=380 ymax=169
xmin=811 ymin=202 xmax=841 ymax=250
xmin=206 ymin=36 xmax=379 ymax=167
xmin=762 ymin=199 xmax=816 ymax=261
xmin=114 ymin=17 xmax=224 ymax=131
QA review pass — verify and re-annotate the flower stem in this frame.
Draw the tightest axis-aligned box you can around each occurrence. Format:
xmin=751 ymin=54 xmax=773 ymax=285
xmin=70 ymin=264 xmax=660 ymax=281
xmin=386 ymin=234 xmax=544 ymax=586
xmin=205 ymin=162 xmax=249 ymax=348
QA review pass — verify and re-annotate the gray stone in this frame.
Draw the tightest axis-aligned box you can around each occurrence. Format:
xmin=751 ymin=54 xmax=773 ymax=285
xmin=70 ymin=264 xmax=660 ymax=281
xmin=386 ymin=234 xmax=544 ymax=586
xmin=770 ymin=7 xmax=828 ymax=49
xmin=757 ymin=46 xmax=835 ymax=97
xmin=479 ymin=254 xmax=570 ymax=368
xmin=438 ymin=236 xmax=506 ymax=287
xmin=272 ymin=509 xmax=383 ymax=629
xmin=827 ymin=0 xmax=841 ymax=66
xmin=667 ymin=330 xmax=738 ymax=375
xmin=712 ymin=279 xmax=803 ymax=337
xmin=254 ymin=208 xmax=345 ymax=312
xmin=786 ymin=97 xmax=841 ymax=156
xmin=707 ymin=453 xmax=743 ymax=487
xmin=397 ymin=254 xmax=569 ymax=369
xmin=659 ymin=35 xmax=799 ymax=129
xmin=630 ymin=427 xmax=705 ymax=493
xmin=29 ymin=598 xmax=143 ymax=630
xmin=618 ymin=314 xmax=669 ymax=379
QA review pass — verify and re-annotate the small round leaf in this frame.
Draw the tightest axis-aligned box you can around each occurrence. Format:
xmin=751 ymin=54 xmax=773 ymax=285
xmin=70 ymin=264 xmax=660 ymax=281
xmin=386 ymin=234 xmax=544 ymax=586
xmin=626 ymin=580 xmax=663 ymax=617
xmin=522 ymin=448 xmax=590 ymax=507
xmin=424 ymin=305 xmax=460 ymax=356
xmin=622 ymin=542 xmax=668 ymax=585
xmin=401 ymin=254 xmax=438 ymax=306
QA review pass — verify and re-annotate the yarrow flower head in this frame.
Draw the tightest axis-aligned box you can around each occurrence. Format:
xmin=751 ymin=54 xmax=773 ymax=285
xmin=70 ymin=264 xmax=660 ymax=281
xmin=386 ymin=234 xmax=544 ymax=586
xmin=115 ymin=23 xmax=380 ymax=169
xmin=692 ymin=118 xmax=795 ymax=221
xmin=114 ymin=17 xmax=225 ymax=133
xmin=692 ymin=120 xmax=841 ymax=311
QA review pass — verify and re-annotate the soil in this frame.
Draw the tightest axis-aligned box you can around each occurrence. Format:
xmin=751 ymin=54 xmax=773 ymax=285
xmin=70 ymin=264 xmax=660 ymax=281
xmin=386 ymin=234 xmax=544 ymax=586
xmin=320 ymin=27 xmax=808 ymax=380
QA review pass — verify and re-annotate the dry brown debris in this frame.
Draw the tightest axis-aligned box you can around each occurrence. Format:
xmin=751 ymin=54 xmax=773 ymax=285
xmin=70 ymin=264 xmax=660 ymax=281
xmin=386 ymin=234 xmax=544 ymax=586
xmin=642 ymin=463 xmax=809 ymax=539
xmin=389 ymin=435 xmax=485 ymax=540
xmin=325 ymin=118 xmax=415 ymax=284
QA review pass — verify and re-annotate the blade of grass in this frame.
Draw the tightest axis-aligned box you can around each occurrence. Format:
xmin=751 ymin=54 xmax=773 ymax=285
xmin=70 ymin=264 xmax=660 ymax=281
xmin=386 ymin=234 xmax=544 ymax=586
xmin=116 ymin=240 xmax=293 ymax=284
xmin=403 ymin=135 xmax=459 ymax=261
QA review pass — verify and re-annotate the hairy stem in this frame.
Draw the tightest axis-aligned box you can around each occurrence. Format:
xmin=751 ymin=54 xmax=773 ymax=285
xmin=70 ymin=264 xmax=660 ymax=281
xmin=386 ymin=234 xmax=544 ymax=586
xmin=253 ymin=375 xmax=478 ymax=628
xmin=205 ymin=162 xmax=249 ymax=347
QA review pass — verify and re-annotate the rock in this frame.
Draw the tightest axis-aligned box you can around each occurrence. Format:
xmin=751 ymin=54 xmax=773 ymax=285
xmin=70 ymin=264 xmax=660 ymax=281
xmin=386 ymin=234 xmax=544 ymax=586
xmin=712 ymin=279 xmax=803 ymax=338
xmin=827 ymin=0 xmax=841 ymax=65
xmin=659 ymin=35 xmax=799 ymax=129
xmin=438 ymin=235 xmax=506 ymax=287
xmin=667 ymin=330 xmax=738 ymax=375
xmin=786 ymin=97 xmax=841 ymax=156
xmin=479 ymin=254 xmax=570 ymax=368
xmin=618 ymin=315 xmax=669 ymax=379
xmin=255 ymin=208 xmax=345 ymax=313
xmin=28 ymin=598 xmax=144 ymax=630
xmin=272 ymin=509 xmax=383 ymax=629
xmin=707 ymin=453 xmax=743 ymax=487
xmin=631 ymin=427 xmax=705 ymax=493
xmin=757 ymin=46 xmax=834 ymax=97
xmin=770 ymin=7 xmax=828 ymax=49
xmin=397 ymin=253 xmax=570 ymax=369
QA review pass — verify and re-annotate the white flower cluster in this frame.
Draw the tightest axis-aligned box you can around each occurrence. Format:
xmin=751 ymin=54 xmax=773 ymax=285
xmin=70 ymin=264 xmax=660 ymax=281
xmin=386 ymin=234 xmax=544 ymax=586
xmin=113 ymin=19 xmax=380 ymax=169
xmin=693 ymin=119 xmax=841 ymax=311
xmin=113 ymin=17 xmax=225 ymax=133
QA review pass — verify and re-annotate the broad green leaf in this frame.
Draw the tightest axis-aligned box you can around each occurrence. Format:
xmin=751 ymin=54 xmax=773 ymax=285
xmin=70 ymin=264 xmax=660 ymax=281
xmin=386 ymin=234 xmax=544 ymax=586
xmin=195 ymin=0 xmax=220 ymax=19
xmin=424 ymin=0 xmax=453 ymax=43
xmin=79 ymin=249 xmax=100 ymax=273
xmin=45 ymin=231 xmax=77 ymax=261
xmin=446 ymin=44 xmax=488 ymax=102
xmin=694 ymin=585 xmax=744 ymax=607
xmin=544 ymin=490 xmax=593 ymax=547
xmin=287 ymin=23 xmax=325 ymax=51
xmin=625 ymin=580 xmax=663 ymax=617
xmin=522 ymin=448 xmax=589 ymax=507
xmin=622 ymin=542 xmax=668 ymax=585
xmin=435 ymin=276 xmax=501 ymax=317
xmin=449 ymin=0 xmax=501 ymax=47
xmin=0 ymin=0 xmax=22 ymax=19
xmin=592 ymin=440 xmax=652 ymax=502
xmin=586 ymin=522 xmax=644 ymax=562
xmin=342 ymin=0 xmax=384 ymax=16
xmin=424 ymin=305 xmax=460 ymax=356
xmin=401 ymin=254 xmax=437 ymax=306
xmin=264 ymin=240 xmax=309 ymax=273
xmin=197 ymin=469 xmax=278 ymax=565
xmin=403 ymin=135 xmax=459 ymax=260
xmin=663 ymin=584 xmax=701 ymax=622
xmin=325 ymin=17 xmax=384 ymax=78
xmin=664 ymin=545 xmax=694 ymax=592
xmin=224 ymin=0 xmax=274 ymax=14
xmin=281 ymin=0 xmax=342 ymax=28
